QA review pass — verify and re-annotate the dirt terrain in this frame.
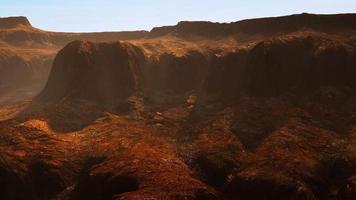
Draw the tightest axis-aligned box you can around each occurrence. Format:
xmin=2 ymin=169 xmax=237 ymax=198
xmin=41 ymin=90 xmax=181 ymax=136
xmin=0 ymin=13 xmax=356 ymax=200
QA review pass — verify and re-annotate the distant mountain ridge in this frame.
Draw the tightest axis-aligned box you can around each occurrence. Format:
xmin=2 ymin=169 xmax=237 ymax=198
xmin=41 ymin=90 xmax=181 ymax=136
xmin=2 ymin=13 xmax=356 ymax=43
xmin=149 ymin=13 xmax=356 ymax=38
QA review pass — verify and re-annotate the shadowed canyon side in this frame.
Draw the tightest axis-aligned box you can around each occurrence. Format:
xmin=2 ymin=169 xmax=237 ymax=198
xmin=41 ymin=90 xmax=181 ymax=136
xmin=204 ymin=33 xmax=356 ymax=100
xmin=0 ymin=13 xmax=356 ymax=200
xmin=38 ymin=41 xmax=145 ymax=106
xmin=37 ymin=40 xmax=211 ymax=108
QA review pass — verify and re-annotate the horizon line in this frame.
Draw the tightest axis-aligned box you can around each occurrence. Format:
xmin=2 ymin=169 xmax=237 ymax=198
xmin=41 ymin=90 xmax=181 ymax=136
xmin=1 ymin=12 xmax=355 ymax=33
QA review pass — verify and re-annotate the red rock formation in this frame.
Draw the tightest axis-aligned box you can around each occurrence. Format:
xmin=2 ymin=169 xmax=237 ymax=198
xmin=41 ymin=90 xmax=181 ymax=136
xmin=38 ymin=40 xmax=146 ymax=109
xmin=204 ymin=33 xmax=356 ymax=100
xmin=0 ymin=49 xmax=31 ymax=91
xmin=145 ymin=51 xmax=209 ymax=96
xmin=0 ymin=16 xmax=31 ymax=29
xmin=243 ymin=34 xmax=356 ymax=95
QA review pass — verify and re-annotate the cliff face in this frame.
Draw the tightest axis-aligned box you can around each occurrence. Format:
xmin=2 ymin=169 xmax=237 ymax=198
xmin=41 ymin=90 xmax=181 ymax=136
xmin=0 ymin=49 xmax=52 ymax=91
xmin=39 ymin=32 xmax=356 ymax=106
xmin=145 ymin=51 xmax=209 ymax=95
xmin=38 ymin=40 xmax=213 ymax=109
xmin=204 ymin=33 xmax=356 ymax=101
xmin=0 ymin=49 xmax=30 ymax=90
xmin=38 ymin=41 xmax=146 ymax=108
xmin=0 ymin=16 xmax=50 ymax=45
xmin=0 ymin=16 xmax=31 ymax=29
xmin=243 ymin=35 xmax=356 ymax=94
xmin=149 ymin=13 xmax=356 ymax=39
xmin=229 ymin=13 xmax=356 ymax=35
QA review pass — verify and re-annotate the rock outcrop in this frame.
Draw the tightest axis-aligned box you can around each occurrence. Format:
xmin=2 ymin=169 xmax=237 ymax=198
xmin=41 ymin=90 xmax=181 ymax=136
xmin=204 ymin=33 xmax=356 ymax=101
xmin=0 ymin=16 xmax=31 ymax=29
xmin=38 ymin=41 xmax=146 ymax=108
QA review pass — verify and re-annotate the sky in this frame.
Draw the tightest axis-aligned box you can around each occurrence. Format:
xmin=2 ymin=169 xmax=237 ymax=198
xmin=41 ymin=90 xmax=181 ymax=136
xmin=1 ymin=0 xmax=356 ymax=32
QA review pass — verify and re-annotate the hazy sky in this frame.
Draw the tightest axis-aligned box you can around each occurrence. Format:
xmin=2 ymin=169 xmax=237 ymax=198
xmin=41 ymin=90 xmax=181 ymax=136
xmin=1 ymin=0 xmax=356 ymax=32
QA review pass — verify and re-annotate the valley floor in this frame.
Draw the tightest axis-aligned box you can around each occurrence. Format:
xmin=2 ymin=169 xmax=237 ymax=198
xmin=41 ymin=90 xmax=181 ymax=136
xmin=1 ymin=89 xmax=356 ymax=200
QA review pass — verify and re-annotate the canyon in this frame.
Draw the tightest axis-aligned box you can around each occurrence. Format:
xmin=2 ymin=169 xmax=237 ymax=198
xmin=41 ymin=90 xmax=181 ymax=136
xmin=0 ymin=13 xmax=356 ymax=200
